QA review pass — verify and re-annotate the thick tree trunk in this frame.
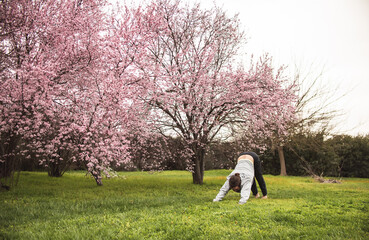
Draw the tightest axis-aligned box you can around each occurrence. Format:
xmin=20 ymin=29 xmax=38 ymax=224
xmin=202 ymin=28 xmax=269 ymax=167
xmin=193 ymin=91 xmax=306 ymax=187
xmin=192 ymin=163 xmax=203 ymax=184
xmin=0 ymin=135 xmax=22 ymax=190
xmin=192 ymin=147 xmax=205 ymax=184
xmin=278 ymin=145 xmax=287 ymax=176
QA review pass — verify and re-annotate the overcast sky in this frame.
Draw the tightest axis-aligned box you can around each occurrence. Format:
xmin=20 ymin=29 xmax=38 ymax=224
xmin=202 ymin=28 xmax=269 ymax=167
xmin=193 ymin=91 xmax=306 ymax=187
xmin=121 ymin=0 xmax=369 ymax=135
xmin=187 ymin=0 xmax=369 ymax=136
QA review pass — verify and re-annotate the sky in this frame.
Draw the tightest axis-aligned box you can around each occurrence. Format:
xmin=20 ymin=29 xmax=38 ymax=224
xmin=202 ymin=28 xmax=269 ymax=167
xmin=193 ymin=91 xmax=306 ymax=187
xmin=119 ymin=0 xmax=369 ymax=135
xmin=187 ymin=0 xmax=369 ymax=136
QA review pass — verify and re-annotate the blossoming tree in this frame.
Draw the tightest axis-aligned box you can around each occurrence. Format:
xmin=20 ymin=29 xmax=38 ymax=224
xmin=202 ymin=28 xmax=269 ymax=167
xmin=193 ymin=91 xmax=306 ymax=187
xmin=132 ymin=0 xmax=297 ymax=184
xmin=0 ymin=0 xmax=140 ymax=185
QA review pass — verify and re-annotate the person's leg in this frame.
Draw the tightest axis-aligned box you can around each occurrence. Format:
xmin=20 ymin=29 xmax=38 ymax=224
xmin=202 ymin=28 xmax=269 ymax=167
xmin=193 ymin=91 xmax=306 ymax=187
xmin=253 ymin=153 xmax=267 ymax=196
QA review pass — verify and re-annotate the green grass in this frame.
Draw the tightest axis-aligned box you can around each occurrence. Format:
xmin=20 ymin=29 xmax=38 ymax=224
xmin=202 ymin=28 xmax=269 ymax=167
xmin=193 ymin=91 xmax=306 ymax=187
xmin=1 ymin=170 xmax=368 ymax=239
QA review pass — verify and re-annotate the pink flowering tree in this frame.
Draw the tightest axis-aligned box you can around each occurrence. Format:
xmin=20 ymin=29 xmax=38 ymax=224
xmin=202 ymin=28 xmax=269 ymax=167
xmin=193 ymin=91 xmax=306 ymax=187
xmin=0 ymin=0 xmax=140 ymax=186
xmin=132 ymin=0 xmax=297 ymax=184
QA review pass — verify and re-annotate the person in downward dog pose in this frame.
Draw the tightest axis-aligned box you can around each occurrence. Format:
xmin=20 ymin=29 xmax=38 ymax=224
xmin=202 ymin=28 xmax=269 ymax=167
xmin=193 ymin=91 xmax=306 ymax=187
xmin=213 ymin=152 xmax=267 ymax=204
xmin=213 ymin=153 xmax=255 ymax=205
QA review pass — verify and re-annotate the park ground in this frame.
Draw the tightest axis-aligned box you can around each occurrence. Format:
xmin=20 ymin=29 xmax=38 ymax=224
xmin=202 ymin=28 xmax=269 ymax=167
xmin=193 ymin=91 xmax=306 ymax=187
xmin=1 ymin=170 xmax=368 ymax=239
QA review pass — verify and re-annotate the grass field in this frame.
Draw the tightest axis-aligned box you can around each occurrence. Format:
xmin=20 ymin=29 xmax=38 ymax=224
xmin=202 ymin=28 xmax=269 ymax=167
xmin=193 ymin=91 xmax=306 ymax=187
xmin=1 ymin=170 xmax=368 ymax=239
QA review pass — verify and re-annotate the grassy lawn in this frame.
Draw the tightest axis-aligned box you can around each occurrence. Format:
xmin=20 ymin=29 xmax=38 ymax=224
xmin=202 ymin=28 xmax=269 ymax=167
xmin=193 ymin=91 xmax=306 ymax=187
xmin=1 ymin=170 xmax=368 ymax=239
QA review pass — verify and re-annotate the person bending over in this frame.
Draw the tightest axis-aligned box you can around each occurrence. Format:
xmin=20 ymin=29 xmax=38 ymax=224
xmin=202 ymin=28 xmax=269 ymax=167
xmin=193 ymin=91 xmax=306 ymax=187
xmin=213 ymin=154 xmax=255 ymax=205
xmin=239 ymin=152 xmax=268 ymax=199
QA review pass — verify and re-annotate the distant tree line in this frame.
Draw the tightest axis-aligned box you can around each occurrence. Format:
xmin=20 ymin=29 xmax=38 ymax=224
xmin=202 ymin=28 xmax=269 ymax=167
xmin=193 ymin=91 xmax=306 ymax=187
xmin=13 ymin=133 xmax=369 ymax=178
xmin=260 ymin=134 xmax=369 ymax=178
xmin=206 ymin=133 xmax=369 ymax=178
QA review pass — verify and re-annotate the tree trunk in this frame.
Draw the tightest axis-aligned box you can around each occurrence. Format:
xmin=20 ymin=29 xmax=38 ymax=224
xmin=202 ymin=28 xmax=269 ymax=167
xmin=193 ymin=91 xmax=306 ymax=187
xmin=48 ymin=161 xmax=62 ymax=177
xmin=92 ymin=171 xmax=103 ymax=186
xmin=48 ymin=155 xmax=70 ymax=177
xmin=192 ymin=164 xmax=203 ymax=184
xmin=0 ymin=134 xmax=22 ymax=190
xmin=278 ymin=145 xmax=287 ymax=176
xmin=192 ymin=147 xmax=205 ymax=184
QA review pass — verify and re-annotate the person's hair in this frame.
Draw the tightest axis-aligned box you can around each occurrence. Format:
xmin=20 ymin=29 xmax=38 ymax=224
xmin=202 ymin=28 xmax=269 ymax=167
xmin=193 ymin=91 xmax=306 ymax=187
xmin=229 ymin=173 xmax=241 ymax=189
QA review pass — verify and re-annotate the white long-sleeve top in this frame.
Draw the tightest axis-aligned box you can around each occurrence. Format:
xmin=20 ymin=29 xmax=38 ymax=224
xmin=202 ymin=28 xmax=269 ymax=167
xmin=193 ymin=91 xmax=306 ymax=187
xmin=213 ymin=159 xmax=254 ymax=205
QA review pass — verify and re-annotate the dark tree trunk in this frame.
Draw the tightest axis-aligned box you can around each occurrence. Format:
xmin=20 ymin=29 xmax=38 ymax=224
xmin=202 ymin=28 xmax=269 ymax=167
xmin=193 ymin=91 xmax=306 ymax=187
xmin=278 ymin=145 xmax=287 ymax=176
xmin=48 ymin=161 xmax=63 ymax=177
xmin=0 ymin=134 xmax=22 ymax=190
xmin=192 ymin=146 xmax=205 ymax=184
xmin=91 ymin=170 xmax=103 ymax=186
xmin=47 ymin=154 xmax=71 ymax=177
xmin=94 ymin=174 xmax=103 ymax=186
xmin=192 ymin=161 xmax=203 ymax=184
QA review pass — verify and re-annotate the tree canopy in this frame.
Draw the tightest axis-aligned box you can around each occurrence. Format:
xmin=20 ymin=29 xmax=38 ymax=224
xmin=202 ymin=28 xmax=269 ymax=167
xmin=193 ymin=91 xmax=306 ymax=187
xmin=0 ymin=0 xmax=297 ymax=186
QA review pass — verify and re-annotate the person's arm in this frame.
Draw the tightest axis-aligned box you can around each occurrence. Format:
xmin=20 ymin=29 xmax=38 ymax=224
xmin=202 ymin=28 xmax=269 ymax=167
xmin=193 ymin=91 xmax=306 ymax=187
xmin=213 ymin=180 xmax=230 ymax=202
xmin=239 ymin=177 xmax=252 ymax=205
